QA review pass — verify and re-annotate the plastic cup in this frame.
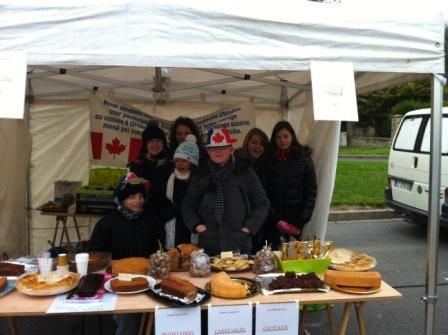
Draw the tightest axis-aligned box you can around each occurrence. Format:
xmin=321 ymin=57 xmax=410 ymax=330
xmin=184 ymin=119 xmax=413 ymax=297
xmin=75 ymin=253 xmax=89 ymax=276
xmin=37 ymin=257 xmax=53 ymax=275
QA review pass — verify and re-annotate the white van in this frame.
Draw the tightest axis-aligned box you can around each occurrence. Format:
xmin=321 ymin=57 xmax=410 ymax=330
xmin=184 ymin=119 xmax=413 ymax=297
xmin=385 ymin=108 xmax=448 ymax=225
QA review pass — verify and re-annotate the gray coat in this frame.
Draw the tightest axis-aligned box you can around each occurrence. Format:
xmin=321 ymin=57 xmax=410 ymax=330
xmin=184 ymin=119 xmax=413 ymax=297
xmin=182 ymin=159 xmax=269 ymax=255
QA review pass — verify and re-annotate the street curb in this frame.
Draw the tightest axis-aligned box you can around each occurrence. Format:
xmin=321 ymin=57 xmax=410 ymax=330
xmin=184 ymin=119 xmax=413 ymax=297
xmin=329 ymin=208 xmax=399 ymax=222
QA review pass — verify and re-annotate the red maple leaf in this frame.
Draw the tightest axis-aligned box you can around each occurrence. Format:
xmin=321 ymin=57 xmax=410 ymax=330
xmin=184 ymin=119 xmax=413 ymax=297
xmin=106 ymin=137 xmax=126 ymax=159
xmin=212 ymin=132 xmax=224 ymax=144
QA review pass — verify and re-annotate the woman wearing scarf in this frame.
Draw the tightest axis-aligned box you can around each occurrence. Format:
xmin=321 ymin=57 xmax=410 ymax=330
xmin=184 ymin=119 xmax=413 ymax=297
xmin=89 ymin=172 xmax=162 ymax=260
xmin=182 ymin=128 xmax=269 ymax=256
xmin=264 ymin=120 xmax=318 ymax=249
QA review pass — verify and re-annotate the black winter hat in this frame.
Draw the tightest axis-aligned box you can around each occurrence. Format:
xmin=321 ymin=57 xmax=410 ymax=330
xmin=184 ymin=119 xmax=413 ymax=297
xmin=114 ymin=173 xmax=148 ymax=202
xmin=141 ymin=124 xmax=167 ymax=148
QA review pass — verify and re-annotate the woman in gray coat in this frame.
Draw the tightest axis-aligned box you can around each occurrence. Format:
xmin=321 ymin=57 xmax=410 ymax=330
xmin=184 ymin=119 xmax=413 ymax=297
xmin=182 ymin=128 xmax=269 ymax=255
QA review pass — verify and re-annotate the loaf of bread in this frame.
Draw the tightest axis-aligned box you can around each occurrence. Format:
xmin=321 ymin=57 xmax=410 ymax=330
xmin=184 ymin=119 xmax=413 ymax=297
xmin=324 ymin=270 xmax=382 ymax=288
xmin=178 ymin=244 xmax=200 ymax=269
xmin=211 ymin=272 xmax=247 ymax=298
xmin=0 ymin=262 xmax=25 ymax=276
xmin=159 ymin=276 xmax=197 ymax=302
xmin=111 ymin=277 xmax=148 ymax=292
xmin=0 ymin=276 xmax=7 ymax=293
xmin=167 ymin=248 xmax=181 ymax=270
xmin=112 ymin=257 xmax=150 ymax=277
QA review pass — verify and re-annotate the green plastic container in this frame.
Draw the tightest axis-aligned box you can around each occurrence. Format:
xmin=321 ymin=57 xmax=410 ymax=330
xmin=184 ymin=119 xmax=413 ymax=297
xmin=279 ymin=258 xmax=331 ymax=274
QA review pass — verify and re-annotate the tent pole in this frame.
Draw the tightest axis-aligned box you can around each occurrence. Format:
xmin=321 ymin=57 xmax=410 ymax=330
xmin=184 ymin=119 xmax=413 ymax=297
xmin=423 ymin=73 xmax=445 ymax=335
xmin=25 ymin=77 xmax=32 ymax=255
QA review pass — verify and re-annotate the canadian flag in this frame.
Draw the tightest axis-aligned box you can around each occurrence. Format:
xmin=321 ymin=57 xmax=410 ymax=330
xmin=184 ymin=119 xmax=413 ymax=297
xmin=90 ymin=132 xmax=142 ymax=167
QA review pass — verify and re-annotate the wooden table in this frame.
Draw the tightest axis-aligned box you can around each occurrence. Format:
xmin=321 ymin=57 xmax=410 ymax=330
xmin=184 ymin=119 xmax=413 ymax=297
xmin=0 ymin=272 xmax=401 ymax=335
xmin=40 ymin=212 xmax=103 ymax=248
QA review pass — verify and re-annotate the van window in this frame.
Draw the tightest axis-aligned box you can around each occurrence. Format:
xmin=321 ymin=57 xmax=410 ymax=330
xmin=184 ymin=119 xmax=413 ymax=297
xmin=420 ymin=117 xmax=448 ymax=154
xmin=394 ymin=116 xmax=423 ymax=151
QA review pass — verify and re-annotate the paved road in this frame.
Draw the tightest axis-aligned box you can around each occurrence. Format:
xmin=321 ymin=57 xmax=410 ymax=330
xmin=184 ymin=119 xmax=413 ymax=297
xmin=2 ymin=218 xmax=448 ymax=335
xmin=306 ymin=218 xmax=448 ymax=335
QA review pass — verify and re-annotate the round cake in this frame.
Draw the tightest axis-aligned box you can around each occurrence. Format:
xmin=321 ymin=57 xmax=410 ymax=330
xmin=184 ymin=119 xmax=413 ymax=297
xmin=112 ymin=257 xmax=150 ymax=277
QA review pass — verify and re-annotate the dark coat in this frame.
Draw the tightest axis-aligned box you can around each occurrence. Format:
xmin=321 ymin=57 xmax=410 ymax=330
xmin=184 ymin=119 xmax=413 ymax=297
xmin=171 ymin=178 xmax=191 ymax=245
xmin=182 ymin=159 xmax=270 ymax=255
xmin=128 ymin=156 xmax=172 ymax=197
xmin=89 ymin=209 xmax=163 ymax=260
xmin=264 ymin=150 xmax=317 ymax=244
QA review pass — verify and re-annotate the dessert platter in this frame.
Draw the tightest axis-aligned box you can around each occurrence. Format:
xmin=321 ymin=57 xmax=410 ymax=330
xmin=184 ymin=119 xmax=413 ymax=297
xmin=210 ymin=256 xmax=253 ymax=272
xmin=205 ymin=272 xmax=259 ymax=299
xmin=147 ymin=276 xmax=210 ymax=307
xmin=16 ymin=272 xmax=80 ymax=296
xmin=328 ymin=248 xmax=377 ymax=272
xmin=105 ymin=275 xmax=156 ymax=294
xmin=256 ymin=272 xmax=329 ymax=295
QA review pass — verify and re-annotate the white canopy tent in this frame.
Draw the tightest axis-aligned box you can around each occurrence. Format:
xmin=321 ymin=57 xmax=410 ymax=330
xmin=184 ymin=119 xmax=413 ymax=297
xmin=0 ymin=1 xmax=445 ymax=333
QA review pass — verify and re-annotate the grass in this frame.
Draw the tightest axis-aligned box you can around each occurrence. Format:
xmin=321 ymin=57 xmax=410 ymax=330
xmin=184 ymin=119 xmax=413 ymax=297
xmin=338 ymin=146 xmax=390 ymax=156
xmin=331 ymin=160 xmax=388 ymax=207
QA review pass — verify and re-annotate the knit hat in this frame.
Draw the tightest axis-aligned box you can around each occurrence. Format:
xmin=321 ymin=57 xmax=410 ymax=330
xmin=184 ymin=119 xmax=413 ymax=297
xmin=141 ymin=124 xmax=167 ymax=148
xmin=205 ymin=128 xmax=237 ymax=148
xmin=114 ymin=172 xmax=150 ymax=202
xmin=174 ymin=134 xmax=199 ymax=166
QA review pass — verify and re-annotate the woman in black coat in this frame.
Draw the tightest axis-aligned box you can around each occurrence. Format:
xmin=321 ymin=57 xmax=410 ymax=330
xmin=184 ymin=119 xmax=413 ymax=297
xmin=264 ymin=121 xmax=317 ymax=249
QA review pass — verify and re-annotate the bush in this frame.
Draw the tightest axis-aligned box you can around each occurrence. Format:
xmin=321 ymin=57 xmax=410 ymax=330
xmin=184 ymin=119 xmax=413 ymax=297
xmin=391 ymin=99 xmax=430 ymax=116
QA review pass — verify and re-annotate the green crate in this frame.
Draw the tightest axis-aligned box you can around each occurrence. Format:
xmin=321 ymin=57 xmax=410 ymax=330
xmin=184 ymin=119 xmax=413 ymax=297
xmin=279 ymin=258 xmax=331 ymax=274
xmin=88 ymin=168 xmax=127 ymax=188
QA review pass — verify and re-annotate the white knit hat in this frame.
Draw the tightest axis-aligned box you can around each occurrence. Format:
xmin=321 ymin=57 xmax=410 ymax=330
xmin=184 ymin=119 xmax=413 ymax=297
xmin=173 ymin=134 xmax=199 ymax=166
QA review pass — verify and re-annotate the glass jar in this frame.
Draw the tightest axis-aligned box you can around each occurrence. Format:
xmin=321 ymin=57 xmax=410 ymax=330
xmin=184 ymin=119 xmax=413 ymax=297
xmin=57 ymin=253 xmax=69 ymax=274
xmin=189 ymin=250 xmax=210 ymax=277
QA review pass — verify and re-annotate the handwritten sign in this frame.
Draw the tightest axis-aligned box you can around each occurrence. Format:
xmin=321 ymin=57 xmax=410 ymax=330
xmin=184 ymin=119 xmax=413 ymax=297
xmin=255 ymin=302 xmax=299 ymax=335
xmin=46 ymin=293 xmax=117 ymax=314
xmin=0 ymin=52 xmax=27 ymax=119
xmin=310 ymin=61 xmax=358 ymax=121
xmin=208 ymin=303 xmax=252 ymax=335
xmin=155 ymin=306 xmax=201 ymax=335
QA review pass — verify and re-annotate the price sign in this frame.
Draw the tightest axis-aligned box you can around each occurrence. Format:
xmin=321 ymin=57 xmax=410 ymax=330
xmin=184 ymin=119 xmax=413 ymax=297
xmin=255 ymin=302 xmax=299 ymax=335
xmin=311 ymin=60 xmax=358 ymax=121
xmin=0 ymin=52 xmax=27 ymax=119
xmin=155 ymin=306 xmax=201 ymax=335
xmin=208 ymin=303 xmax=252 ymax=335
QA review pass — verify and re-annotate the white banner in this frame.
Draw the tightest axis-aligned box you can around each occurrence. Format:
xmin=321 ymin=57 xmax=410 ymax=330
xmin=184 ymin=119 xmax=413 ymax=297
xmin=208 ymin=303 xmax=253 ymax=335
xmin=155 ymin=306 xmax=201 ymax=335
xmin=0 ymin=52 xmax=27 ymax=119
xmin=255 ymin=302 xmax=299 ymax=335
xmin=89 ymin=92 xmax=255 ymax=167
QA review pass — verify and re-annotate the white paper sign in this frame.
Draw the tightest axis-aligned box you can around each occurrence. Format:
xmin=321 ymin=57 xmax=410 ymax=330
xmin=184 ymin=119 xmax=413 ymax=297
xmin=310 ymin=61 xmax=358 ymax=121
xmin=46 ymin=293 xmax=117 ymax=314
xmin=208 ymin=304 xmax=252 ymax=335
xmin=155 ymin=306 xmax=201 ymax=335
xmin=0 ymin=52 xmax=27 ymax=119
xmin=255 ymin=302 xmax=299 ymax=335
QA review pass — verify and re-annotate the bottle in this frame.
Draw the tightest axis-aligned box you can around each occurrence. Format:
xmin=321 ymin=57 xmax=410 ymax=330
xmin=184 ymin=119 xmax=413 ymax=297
xmin=57 ymin=253 xmax=69 ymax=274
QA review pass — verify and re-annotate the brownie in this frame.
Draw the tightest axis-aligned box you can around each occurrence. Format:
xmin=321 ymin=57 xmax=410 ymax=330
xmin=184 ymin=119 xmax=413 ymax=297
xmin=77 ymin=273 xmax=104 ymax=297
xmin=0 ymin=262 xmax=25 ymax=276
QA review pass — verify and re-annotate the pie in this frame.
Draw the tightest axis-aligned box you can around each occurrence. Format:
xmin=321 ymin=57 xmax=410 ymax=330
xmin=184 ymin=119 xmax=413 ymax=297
xmin=16 ymin=272 xmax=80 ymax=296
xmin=329 ymin=248 xmax=376 ymax=271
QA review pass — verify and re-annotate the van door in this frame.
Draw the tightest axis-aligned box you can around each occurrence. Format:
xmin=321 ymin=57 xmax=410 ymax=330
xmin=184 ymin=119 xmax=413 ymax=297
xmin=389 ymin=115 xmax=425 ymax=208
xmin=413 ymin=115 xmax=448 ymax=212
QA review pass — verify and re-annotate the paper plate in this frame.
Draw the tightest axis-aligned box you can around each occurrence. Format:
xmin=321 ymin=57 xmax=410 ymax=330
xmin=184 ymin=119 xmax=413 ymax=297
xmin=104 ymin=275 xmax=155 ymax=294
xmin=329 ymin=283 xmax=381 ymax=295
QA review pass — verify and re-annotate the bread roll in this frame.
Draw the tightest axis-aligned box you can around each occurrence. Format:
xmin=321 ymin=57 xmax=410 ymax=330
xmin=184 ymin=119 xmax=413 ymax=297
xmin=211 ymin=272 xmax=247 ymax=298
xmin=111 ymin=277 xmax=148 ymax=292
xmin=159 ymin=277 xmax=197 ymax=302
xmin=324 ymin=270 xmax=382 ymax=288
xmin=112 ymin=257 xmax=149 ymax=277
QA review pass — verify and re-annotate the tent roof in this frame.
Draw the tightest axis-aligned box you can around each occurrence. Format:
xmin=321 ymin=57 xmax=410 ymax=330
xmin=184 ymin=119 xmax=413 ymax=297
xmin=1 ymin=0 xmax=445 ymax=104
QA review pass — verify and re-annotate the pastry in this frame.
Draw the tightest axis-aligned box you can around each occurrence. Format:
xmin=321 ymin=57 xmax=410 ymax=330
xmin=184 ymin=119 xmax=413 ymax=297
xmin=0 ymin=262 xmax=25 ymax=276
xmin=0 ymin=276 xmax=7 ymax=293
xmin=112 ymin=257 xmax=150 ymax=277
xmin=268 ymin=272 xmax=324 ymax=290
xmin=159 ymin=276 xmax=197 ymax=302
xmin=111 ymin=277 xmax=148 ymax=292
xmin=324 ymin=269 xmax=382 ymax=288
xmin=178 ymin=244 xmax=200 ymax=269
xmin=16 ymin=272 xmax=79 ymax=295
xmin=167 ymin=248 xmax=181 ymax=270
xmin=77 ymin=273 xmax=104 ymax=297
xmin=210 ymin=271 xmax=247 ymax=298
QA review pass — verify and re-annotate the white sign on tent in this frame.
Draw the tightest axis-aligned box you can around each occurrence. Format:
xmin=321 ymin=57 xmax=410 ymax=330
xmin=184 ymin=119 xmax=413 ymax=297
xmin=0 ymin=52 xmax=27 ymax=119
